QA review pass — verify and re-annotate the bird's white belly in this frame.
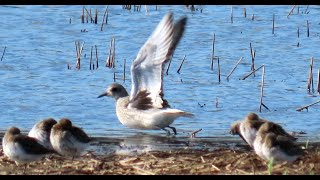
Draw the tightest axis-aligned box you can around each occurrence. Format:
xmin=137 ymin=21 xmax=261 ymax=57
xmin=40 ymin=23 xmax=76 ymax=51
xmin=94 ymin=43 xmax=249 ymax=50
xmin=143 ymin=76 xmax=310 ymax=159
xmin=3 ymin=142 xmax=44 ymax=164
xmin=116 ymin=108 xmax=175 ymax=130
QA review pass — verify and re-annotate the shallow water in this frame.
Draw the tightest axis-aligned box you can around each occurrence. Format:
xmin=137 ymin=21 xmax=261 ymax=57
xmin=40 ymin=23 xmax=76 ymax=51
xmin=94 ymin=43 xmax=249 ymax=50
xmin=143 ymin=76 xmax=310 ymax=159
xmin=0 ymin=5 xmax=319 ymax=143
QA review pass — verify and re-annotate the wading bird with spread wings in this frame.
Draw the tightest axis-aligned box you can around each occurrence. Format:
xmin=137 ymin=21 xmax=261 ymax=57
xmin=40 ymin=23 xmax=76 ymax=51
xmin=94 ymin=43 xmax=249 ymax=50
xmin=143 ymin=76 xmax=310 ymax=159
xmin=98 ymin=13 xmax=194 ymax=135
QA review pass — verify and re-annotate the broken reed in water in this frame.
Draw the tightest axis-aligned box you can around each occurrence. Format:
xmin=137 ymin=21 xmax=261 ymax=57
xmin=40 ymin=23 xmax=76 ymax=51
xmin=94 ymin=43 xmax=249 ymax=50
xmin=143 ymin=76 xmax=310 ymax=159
xmin=226 ymin=57 xmax=243 ymax=81
xmin=230 ymin=6 xmax=233 ymax=24
xmin=272 ymin=14 xmax=275 ymax=34
xmin=106 ymin=37 xmax=116 ymax=68
xmin=250 ymin=42 xmax=256 ymax=77
xmin=307 ymin=57 xmax=314 ymax=94
xmin=217 ymin=57 xmax=221 ymax=84
xmin=123 ymin=59 xmax=126 ymax=82
xmin=1 ymin=46 xmax=6 ymax=61
xmin=307 ymin=20 xmax=310 ymax=37
xmin=259 ymin=65 xmax=265 ymax=112
xmin=318 ymin=69 xmax=320 ymax=94
xmin=211 ymin=33 xmax=215 ymax=70
xmin=75 ymin=41 xmax=85 ymax=70
xmin=90 ymin=46 xmax=93 ymax=70
xmin=165 ymin=53 xmax=173 ymax=75
xmin=296 ymin=100 xmax=320 ymax=112
xmin=177 ymin=55 xmax=186 ymax=74
xmin=241 ymin=64 xmax=264 ymax=80
xmin=95 ymin=45 xmax=99 ymax=69
xmin=101 ymin=6 xmax=109 ymax=31
xmin=287 ymin=5 xmax=296 ymax=18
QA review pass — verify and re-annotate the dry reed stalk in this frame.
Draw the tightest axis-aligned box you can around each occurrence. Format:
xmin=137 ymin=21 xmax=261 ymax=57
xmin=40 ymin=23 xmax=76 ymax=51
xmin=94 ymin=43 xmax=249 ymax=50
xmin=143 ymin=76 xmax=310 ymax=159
xmin=165 ymin=54 xmax=173 ymax=75
xmin=211 ymin=33 xmax=215 ymax=70
xmin=106 ymin=39 xmax=112 ymax=67
xmin=86 ymin=8 xmax=89 ymax=23
xmin=227 ymin=57 xmax=243 ymax=81
xmin=1 ymin=46 xmax=6 ymax=61
xmin=81 ymin=7 xmax=84 ymax=23
xmin=272 ymin=14 xmax=275 ymax=34
xmin=297 ymin=27 xmax=300 ymax=38
xmin=297 ymin=5 xmax=300 ymax=14
xmin=304 ymin=5 xmax=309 ymax=14
xmin=218 ymin=57 xmax=221 ymax=84
xmin=95 ymin=9 xmax=98 ymax=24
xmin=112 ymin=37 xmax=116 ymax=68
xmin=317 ymin=69 xmax=320 ymax=94
xmin=244 ymin=7 xmax=246 ymax=18
xmin=259 ymin=65 xmax=265 ymax=112
xmin=296 ymin=100 xmax=320 ymax=112
xmin=250 ymin=42 xmax=255 ymax=77
xmin=83 ymin=7 xmax=94 ymax=23
xmin=123 ymin=59 xmax=126 ymax=82
xmin=156 ymin=5 xmax=158 ymax=11
xmin=89 ymin=9 xmax=92 ymax=23
xmin=287 ymin=5 xmax=296 ymax=18
xmin=307 ymin=57 xmax=314 ymax=93
xmin=251 ymin=14 xmax=255 ymax=21
xmin=177 ymin=55 xmax=186 ymax=74
xmin=241 ymin=64 xmax=264 ymax=80
xmin=231 ymin=6 xmax=233 ymax=23
xmin=75 ymin=41 xmax=85 ymax=70
xmin=145 ymin=5 xmax=148 ymax=13
xmin=307 ymin=20 xmax=310 ymax=37
xmin=90 ymin=46 xmax=93 ymax=70
xmin=190 ymin=129 xmax=202 ymax=138
xmin=113 ymin=71 xmax=116 ymax=82
xmin=100 ymin=6 xmax=109 ymax=31
xmin=69 ymin=18 xmax=71 ymax=24
xmin=95 ymin=45 xmax=98 ymax=69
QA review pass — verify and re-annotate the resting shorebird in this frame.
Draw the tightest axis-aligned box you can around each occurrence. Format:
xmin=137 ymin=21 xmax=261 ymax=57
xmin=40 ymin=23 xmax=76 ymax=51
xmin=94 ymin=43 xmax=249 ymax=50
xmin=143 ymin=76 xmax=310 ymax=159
xmin=2 ymin=127 xmax=53 ymax=172
xmin=253 ymin=122 xmax=304 ymax=163
xmin=50 ymin=118 xmax=90 ymax=158
xmin=230 ymin=112 xmax=296 ymax=148
xmin=98 ymin=13 xmax=193 ymax=135
xmin=28 ymin=118 xmax=57 ymax=151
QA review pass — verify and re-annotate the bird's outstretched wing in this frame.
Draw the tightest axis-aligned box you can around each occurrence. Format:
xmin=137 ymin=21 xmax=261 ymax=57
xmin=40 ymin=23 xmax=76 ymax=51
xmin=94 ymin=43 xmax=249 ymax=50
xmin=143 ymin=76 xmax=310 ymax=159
xmin=129 ymin=13 xmax=187 ymax=109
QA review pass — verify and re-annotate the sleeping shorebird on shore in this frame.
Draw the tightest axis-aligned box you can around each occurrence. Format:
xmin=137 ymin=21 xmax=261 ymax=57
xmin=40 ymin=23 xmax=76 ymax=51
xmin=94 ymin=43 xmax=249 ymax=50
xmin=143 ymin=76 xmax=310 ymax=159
xmin=2 ymin=127 xmax=53 ymax=173
xmin=28 ymin=118 xmax=57 ymax=151
xmin=98 ymin=13 xmax=194 ymax=135
xmin=253 ymin=122 xmax=304 ymax=163
xmin=230 ymin=112 xmax=296 ymax=148
xmin=50 ymin=118 xmax=91 ymax=159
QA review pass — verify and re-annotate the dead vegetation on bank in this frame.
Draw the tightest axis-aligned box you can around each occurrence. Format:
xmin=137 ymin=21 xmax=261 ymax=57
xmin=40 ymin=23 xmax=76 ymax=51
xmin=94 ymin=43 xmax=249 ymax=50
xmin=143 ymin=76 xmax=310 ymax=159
xmin=1 ymin=144 xmax=320 ymax=175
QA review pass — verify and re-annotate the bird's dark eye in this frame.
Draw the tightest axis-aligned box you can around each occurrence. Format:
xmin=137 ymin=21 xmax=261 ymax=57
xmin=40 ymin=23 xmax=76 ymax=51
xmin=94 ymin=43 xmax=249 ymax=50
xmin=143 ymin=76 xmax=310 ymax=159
xmin=111 ymin=87 xmax=119 ymax=92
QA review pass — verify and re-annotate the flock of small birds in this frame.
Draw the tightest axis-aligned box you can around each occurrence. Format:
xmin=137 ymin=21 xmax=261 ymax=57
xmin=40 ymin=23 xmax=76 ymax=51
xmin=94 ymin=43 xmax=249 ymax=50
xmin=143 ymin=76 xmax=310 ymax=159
xmin=0 ymin=11 xmax=310 ymax=174
xmin=2 ymin=118 xmax=91 ymax=172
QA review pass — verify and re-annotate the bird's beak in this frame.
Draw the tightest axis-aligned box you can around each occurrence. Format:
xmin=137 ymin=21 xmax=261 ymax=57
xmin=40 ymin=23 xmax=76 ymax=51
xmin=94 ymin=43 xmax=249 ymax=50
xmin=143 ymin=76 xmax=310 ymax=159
xmin=97 ymin=92 xmax=109 ymax=98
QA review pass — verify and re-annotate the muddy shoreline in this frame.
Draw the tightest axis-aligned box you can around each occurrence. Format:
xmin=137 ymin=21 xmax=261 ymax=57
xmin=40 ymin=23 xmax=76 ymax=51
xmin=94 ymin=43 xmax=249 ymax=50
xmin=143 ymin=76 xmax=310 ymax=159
xmin=1 ymin=133 xmax=320 ymax=175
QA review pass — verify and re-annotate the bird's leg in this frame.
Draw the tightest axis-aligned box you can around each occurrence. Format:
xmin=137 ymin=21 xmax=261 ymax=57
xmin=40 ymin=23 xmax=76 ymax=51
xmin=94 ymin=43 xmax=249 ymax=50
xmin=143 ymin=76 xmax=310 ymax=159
xmin=23 ymin=164 xmax=27 ymax=174
xmin=162 ymin=128 xmax=171 ymax=135
xmin=167 ymin=126 xmax=177 ymax=135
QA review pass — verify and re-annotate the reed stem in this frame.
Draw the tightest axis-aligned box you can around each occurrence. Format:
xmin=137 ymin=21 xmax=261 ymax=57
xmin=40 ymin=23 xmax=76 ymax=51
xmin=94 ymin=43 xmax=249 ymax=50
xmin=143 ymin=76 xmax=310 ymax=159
xmin=241 ymin=64 xmax=264 ymax=80
xmin=211 ymin=33 xmax=215 ymax=70
xmin=227 ymin=57 xmax=243 ymax=81
xmin=259 ymin=65 xmax=265 ymax=112
xmin=217 ymin=57 xmax=221 ymax=84
xmin=1 ymin=46 xmax=6 ymax=61
xmin=177 ymin=55 xmax=186 ymax=74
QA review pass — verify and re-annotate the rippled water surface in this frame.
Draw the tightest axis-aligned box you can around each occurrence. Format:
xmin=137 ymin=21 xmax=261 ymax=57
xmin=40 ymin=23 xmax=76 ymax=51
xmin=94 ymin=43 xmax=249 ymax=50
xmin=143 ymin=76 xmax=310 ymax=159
xmin=0 ymin=5 xmax=319 ymax=142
